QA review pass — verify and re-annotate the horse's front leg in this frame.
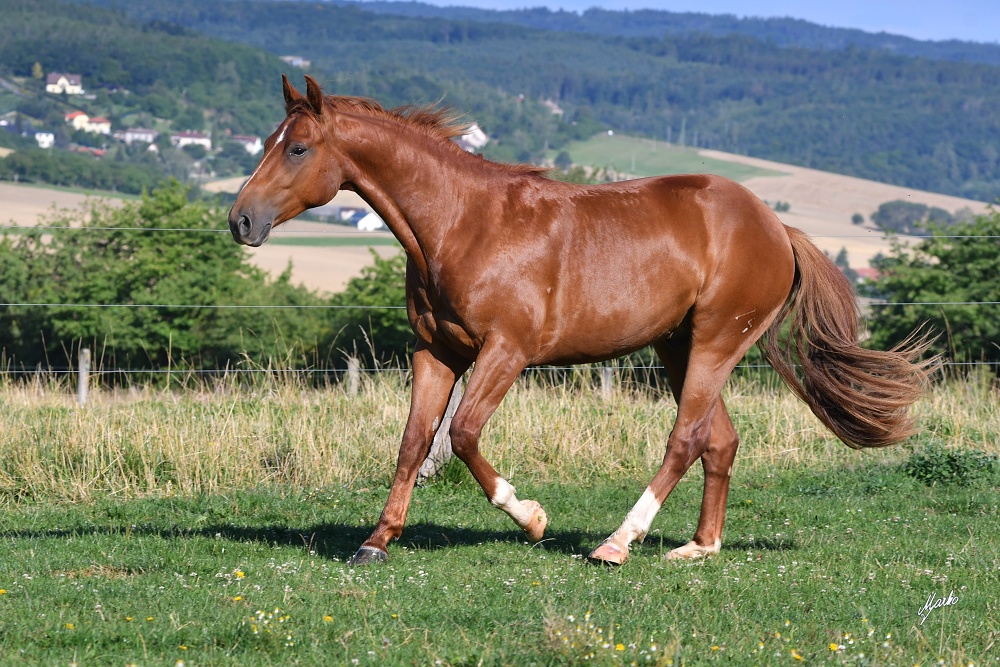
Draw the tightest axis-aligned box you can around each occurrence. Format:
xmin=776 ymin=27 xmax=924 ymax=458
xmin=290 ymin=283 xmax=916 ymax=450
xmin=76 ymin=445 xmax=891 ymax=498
xmin=447 ymin=339 xmax=548 ymax=543
xmin=348 ymin=343 xmax=469 ymax=566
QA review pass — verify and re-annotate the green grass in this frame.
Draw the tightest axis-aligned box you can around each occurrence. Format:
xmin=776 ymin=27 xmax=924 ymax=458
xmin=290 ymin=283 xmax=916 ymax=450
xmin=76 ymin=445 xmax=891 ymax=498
xmin=0 ymin=465 xmax=996 ymax=666
xmin=268 ymin=235 xmax=401 ymax=248
xmin=555 ymin=133 xmax=787 ymax=181
xmin=0 ymin=376 xmax=997 ymax=664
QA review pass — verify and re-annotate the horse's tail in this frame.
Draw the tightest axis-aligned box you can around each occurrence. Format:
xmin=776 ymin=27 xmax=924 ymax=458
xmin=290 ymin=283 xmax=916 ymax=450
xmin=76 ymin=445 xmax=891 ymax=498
xmin=757 ymin=226 xmax=937 ymax=449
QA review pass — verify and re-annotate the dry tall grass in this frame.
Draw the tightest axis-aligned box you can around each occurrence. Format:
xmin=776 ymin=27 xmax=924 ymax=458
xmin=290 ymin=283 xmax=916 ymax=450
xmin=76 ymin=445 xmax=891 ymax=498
xmin=1 ymin=370 xmax=996 ymax=504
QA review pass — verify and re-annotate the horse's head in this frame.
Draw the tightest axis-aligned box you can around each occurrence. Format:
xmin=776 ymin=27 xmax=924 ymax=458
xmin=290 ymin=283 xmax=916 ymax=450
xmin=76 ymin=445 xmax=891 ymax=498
xmin=228 ymin=75 xmax=344 ymax=246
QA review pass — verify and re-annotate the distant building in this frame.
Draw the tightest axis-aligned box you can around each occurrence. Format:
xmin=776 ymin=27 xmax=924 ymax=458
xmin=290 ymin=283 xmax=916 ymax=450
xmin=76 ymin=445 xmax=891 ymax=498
xmin=171 ymin=131 xmax=212 ymax=151
xmin=65 ymin=110 xmax=90 ymax=131
xmin=280 ymin=55 xmax=312 ymax=69
xmin=64 ymin=111 xmax=111 ymax=135
xmin=34 ymin=132 xmax=55 ymax=149
xmin=455 ymin=123 xmax=489 ymax=153
xmin=114 ymin=128 xmax=158 ymax=145
xmin=46 ymin=73 xmax=84 ymax=95
xmin=87 ymin=116 xmax=111 ymax=135
xmin=357 ymin=212 xmax=386 ymax=231
xmin=231 ymin=134 xmax=263 ymax=154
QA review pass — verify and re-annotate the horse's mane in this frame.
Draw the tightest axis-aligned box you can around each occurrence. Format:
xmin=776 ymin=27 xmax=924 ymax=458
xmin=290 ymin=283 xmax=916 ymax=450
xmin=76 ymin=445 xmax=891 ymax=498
xmin=286 ymin=95 xmax=549 ymax=177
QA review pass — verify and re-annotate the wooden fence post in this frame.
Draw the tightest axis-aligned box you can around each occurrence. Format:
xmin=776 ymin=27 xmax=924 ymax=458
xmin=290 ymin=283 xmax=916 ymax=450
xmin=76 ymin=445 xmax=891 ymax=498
xmin=346 ymin=357 xmax=360 ymax=396
xmin=77 ymin=348 xmax=90 ymax=407
xmin=417 ymin=378 xmax=463 ymax=483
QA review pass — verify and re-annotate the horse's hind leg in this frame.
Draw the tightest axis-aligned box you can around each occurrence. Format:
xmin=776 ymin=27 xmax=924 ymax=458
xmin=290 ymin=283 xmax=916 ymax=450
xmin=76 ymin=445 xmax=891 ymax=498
xmin=587 ymin=336 xmax=744 ymax=565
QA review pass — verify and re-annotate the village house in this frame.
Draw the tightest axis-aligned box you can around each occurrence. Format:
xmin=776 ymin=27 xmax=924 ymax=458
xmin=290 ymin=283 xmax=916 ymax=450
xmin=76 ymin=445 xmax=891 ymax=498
xmin=64 ymin=111 xmax=111 ymax=135
xmin=279 ymin=55 xmax=312 ymax=69
xmin=64 ymin=110 xmax=90 ymax=131
xmin=454 ymin=124 xmax=490 ymax=153
xmin=46 ymin=73 xmax=84 ymax=95
xmin=231 ymin=134 xmax=263 ymax=154
xmin=170 ymin=131 xmax=212 ymax=151
xmin=113 ymin=128 xmax=159 ymax=145
xmin=34 ymin=132 xmax=55 ymax=149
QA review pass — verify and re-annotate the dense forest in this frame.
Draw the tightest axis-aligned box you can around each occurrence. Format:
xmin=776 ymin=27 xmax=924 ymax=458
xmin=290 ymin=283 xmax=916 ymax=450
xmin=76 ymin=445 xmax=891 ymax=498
xmin=72 ymin=0 xmax=1000 ymax=202
xmin=327 ymin=1 xmax=1000 ymax=66
xmin=2 ymin=0 xmax=1000 ymax=201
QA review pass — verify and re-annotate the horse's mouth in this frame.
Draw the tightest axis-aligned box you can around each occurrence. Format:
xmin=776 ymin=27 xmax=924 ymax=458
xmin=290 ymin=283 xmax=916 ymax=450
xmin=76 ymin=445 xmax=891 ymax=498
xmin=246 ymin=221 xmax=273 ymax=247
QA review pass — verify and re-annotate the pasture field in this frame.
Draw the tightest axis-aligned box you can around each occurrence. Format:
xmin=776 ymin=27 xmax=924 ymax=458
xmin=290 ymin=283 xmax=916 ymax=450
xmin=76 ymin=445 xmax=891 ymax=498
xmin=0 ymin=374 xmax=998 ymax=665
xmin=551 ymin=134 xmax=787 ymax=182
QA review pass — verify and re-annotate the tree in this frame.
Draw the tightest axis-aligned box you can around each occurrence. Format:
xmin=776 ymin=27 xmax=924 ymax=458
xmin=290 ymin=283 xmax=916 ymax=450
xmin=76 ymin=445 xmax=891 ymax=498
xmin=0 ymin=181 xmax=329 ymax=372
xmin=324 ymin=250 xmax=411 ymax=367
xmin=31 ymin=62 xmax=43 ymax=80
xmin=865 ymin=211 xmax=1000 ymax=370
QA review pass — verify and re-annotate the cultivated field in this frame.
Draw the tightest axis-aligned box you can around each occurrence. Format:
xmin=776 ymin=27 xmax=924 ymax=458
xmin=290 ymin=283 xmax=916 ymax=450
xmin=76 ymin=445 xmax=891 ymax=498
xmin=0 ymin=373 xmax=997 ymax=665
xmin=3 ymin=138 xmax=993 ymax=293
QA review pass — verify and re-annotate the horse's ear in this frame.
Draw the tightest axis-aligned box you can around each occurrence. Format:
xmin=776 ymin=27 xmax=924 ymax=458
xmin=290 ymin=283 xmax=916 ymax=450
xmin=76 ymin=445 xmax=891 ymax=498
xmin=282 ymin=74 xmax=306 ymax=112
xmin=304 ymin=75 xmax=325 ymax=116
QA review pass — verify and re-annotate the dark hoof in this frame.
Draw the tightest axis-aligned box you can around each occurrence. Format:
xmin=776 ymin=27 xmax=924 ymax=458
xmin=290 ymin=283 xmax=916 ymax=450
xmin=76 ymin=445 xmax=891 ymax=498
xmin=347 ymin=546 xmax=389 ymax=567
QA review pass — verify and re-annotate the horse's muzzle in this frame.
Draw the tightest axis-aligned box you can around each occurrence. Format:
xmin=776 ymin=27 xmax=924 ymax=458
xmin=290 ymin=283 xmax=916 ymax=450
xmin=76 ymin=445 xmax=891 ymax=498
xmin=228 ymin=210 xmax=272 ymax=247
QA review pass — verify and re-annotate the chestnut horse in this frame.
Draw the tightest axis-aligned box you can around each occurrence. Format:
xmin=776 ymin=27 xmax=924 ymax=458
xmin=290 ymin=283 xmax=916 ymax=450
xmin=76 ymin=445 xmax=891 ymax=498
xmin=230 ymin=76 xmax=932 ymax=566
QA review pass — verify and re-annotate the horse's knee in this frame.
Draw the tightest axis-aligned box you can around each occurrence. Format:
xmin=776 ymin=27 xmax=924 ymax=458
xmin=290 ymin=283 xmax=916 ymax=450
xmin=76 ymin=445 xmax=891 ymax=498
xmin=448 ymin=417 xmax=480 ymax=460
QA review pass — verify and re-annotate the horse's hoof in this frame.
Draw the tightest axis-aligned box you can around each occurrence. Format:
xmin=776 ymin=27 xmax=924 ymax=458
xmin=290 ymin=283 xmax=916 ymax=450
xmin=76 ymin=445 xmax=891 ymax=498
xmin=665 ymin=539 xmax=721 ymax=560
xmin=347 ymin=546 xmax=389 ymax=567
xmin=521 ymin=501 xmax=548 ymax=543
xmin=587 ymin=541 xmax=628 ymax=566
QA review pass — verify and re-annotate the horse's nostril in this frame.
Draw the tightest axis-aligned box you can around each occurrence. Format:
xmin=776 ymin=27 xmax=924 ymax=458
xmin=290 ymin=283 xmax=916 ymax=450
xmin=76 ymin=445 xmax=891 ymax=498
xmin=238 ymin=214 xmax=252 ymax=237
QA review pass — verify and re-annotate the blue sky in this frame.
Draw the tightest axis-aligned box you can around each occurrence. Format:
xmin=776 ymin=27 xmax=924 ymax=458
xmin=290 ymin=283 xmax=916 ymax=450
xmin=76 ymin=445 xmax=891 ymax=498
xmin=384 ymin=0 xmax=1000 ymax=44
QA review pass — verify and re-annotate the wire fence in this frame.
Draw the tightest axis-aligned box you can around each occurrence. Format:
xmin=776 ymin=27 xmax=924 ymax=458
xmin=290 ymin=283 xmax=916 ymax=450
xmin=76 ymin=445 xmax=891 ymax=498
xmin=2 ymin=224 xmax=998 ymax=381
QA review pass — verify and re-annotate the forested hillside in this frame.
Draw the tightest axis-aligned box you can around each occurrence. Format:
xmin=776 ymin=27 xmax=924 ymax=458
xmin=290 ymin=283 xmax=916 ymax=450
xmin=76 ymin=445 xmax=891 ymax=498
xmin=0 ymin=0 xmax=294 ymax=191
xmin=329 ymin=1 xmax=1000 ymax=67
xmin=76 ymin=0 xmax=1000 ymax=202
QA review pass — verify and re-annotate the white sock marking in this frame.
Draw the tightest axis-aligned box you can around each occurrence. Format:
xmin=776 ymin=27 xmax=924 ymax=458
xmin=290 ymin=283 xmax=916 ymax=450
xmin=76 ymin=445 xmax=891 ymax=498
xmin=612 ymin=487 xmax=662 ymax=545
xmin=490 ymin=478 xmax=535 ymax=526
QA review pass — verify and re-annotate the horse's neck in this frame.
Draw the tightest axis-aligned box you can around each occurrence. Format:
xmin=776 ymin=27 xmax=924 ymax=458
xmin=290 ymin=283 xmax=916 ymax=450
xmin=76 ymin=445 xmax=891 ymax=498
xmin=344 ymin=122 xmax=488 ymax=278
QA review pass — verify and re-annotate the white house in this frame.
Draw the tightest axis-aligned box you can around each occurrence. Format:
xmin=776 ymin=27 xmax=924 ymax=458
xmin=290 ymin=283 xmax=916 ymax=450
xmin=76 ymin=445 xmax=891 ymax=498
xmin=280 ymin=55 xmax=312 ymax=69
xmin=86 ymin=116 xmax=111 ymax=135
xmin=64 ymin=110 xmax=90 ymax=131
xmin=357 ymin=212 xmax=386 ymax=231
xmin=34 ymin=132 xmax=55 ymax=149
xmin=171 ymin=131 xmax=212 ymax=151
xmin=231 ymin=134 xmax=263 ymax=154
xmin=46 ymin=73 xmax=84 ymax=95
xmin=455 ymin=124 xmax=489 ymax=153
xmin=114 ymin=128 xmax=158 ymax=145
xmin=64 ymin=111 xmax=111 ymax=135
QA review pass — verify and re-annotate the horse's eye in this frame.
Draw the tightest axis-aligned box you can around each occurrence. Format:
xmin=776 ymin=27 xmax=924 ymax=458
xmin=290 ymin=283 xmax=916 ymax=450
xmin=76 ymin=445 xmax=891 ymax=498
xmin=289 ymin=146 xmax=307 ymax=157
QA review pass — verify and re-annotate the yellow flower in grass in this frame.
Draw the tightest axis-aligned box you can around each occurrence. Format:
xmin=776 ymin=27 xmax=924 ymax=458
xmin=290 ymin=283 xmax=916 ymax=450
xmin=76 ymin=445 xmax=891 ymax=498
xmin=63 ymin=623 xmax=75 ymax=630
xmin=791 ymin=649 xmax=804 ymax=660
xmin=0 ymin=589 xmax=6 ymax=595
xmin=235 ymin=570 xmax=246 ymax=579
xmin=323 ymin=615 xmax=333 ymax=622
xmin=829 ymin=643 xmax=839 ymax=651
xmin=616 ymin=643 xmax=625 ymax=651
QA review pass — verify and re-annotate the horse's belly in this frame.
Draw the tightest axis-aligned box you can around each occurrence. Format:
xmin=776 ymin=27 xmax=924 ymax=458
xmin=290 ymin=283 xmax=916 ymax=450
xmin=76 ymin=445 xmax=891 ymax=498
xmin=535 ymin=298 xmax=692 ymax=365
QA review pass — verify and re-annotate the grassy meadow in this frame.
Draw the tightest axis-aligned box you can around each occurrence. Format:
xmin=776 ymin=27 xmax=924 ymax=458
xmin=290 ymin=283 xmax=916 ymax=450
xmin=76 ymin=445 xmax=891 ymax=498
xmin=0 ymin=371 xmax=998 ymax=665
xmin=550 ymin=134 xmax=787 ymax=181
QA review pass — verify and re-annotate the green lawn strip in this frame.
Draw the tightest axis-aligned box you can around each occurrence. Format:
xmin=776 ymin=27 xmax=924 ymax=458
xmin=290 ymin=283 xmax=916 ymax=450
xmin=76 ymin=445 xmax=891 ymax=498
xmin=555 ymin=133 xmax=787 ymax=182
xmin=267 ymin=235 xmax=402 ymax=248
xmin=0 ymin=463 xmax=994 ymax=666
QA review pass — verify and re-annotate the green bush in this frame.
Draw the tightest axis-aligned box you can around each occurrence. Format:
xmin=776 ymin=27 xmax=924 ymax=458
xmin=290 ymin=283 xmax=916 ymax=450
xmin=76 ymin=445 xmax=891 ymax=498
xmin=901 ymin=442 xmax=997 ymax=487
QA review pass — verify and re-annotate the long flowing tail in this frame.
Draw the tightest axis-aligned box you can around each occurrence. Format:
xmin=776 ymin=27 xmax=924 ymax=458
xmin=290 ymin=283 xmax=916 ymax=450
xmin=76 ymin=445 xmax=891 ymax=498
xmin=757 ymin=226 xmax=937 ymax=449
